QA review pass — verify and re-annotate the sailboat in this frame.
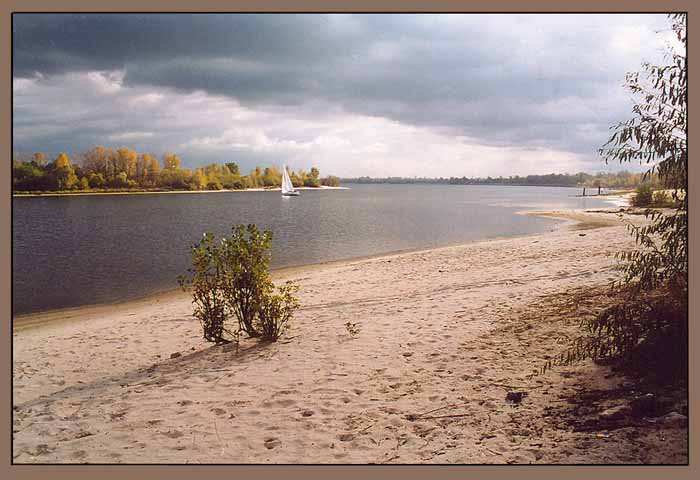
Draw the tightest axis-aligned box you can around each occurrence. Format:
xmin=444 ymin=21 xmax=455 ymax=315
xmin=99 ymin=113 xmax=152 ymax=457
xmin=281 ymin=164 xmax=300 ymax=196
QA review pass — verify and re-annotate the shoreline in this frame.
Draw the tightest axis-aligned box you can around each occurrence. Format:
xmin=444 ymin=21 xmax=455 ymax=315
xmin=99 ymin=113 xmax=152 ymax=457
xmin=12 ymin=207 xmax=625 ymax=330
xmin=12 ymin=185 xmax=349 ymax=198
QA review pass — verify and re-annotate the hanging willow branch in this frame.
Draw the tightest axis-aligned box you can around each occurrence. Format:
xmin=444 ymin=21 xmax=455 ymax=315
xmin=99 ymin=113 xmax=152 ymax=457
xmin=542 ymin=14 xmax=687 ymax=379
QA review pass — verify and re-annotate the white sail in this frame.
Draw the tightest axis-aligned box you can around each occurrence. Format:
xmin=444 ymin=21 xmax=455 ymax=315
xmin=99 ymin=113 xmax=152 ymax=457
xmin=281 ymin=165 xmax=297 ymax=195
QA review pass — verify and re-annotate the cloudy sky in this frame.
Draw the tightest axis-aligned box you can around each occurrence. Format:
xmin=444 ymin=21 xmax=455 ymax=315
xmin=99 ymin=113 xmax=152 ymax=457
xmin=12 ymin=13 xmax=676 ymax=177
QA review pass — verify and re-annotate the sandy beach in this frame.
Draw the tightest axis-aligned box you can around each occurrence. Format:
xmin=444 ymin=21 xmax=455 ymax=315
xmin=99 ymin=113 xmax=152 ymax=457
xmin=12 ymin=208 xmax=688 ymax=464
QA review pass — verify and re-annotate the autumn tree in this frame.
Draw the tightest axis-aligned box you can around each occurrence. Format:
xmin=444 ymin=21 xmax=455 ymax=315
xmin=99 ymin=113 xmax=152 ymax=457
xmin=321 ymin=175 xmax=341 ymax=187
xmin=304 ymin=167 xmax=321 ymax=187
xmin=290 ymin=171 xmax=303 ymax=187
xmin=116 ymin=147 xmax=138 ymax=179
xmin=192 ymin=169 xmax=207 ymax=190
xmin=226 ymin=162 xmax=240 ymax=176
xmin=147 ymin=155 xmax=161 ymax=185
xmin=137 ymin=153 xmax=156 ymax=184
xmin=163 ymin=153 xmax=182 ymax=170
xmin=248 ymin=167 xmax=264 ymax=188
xmin=33 ymin=152 xmax=47 ymax=167
xmin=262 ymin=166 xmax=282 ymax=187
xmin=81 ymin=146 xmax=113 ymax=178
xmin=52 ymin=153 xmax=78 ymax=190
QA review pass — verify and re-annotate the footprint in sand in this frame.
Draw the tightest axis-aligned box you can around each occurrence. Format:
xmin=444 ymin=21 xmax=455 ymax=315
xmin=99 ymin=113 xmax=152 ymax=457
xmin=264 ymin=437 xmax=282 ymax=449
xmin=71 ymin=450 xmax=88 ymax=461
xmin=266 ymin=398 xmax=296 ymax=408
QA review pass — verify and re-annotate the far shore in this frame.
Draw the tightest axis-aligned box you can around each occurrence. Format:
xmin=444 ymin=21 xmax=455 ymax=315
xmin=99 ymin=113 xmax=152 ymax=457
xmin=12 ymin=185 xmax=349 ymax=198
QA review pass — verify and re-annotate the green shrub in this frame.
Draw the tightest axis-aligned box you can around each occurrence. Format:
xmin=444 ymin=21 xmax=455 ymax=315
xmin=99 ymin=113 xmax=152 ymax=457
xmin=220 ymin=224 xmax=273 ymax=337
xmin=545 ymin=284 xmax=687 ymax=382
xmin=177 ymin=232 xmax=230 ymax=344
xmin=179 ymin=224 xmax=300 ymax=344
xmin=321 ymin=176 xmax=341 ymax=187
xmin=303 ymin=177 xmax=321 ymax=188
xmin=256 ymin=282 xmax=300 ymax=341
xmin=632 ymin=184 xmax=653 ymax=207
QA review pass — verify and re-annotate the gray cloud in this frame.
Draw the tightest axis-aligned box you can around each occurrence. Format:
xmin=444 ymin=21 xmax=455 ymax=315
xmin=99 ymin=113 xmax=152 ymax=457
xmin=12 ymin=13 xmax=674 ymax=175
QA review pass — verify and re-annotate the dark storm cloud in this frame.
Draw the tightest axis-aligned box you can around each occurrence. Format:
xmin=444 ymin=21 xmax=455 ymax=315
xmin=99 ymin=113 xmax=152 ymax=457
xmin=12 ymin=13 xmax=673 ymax=174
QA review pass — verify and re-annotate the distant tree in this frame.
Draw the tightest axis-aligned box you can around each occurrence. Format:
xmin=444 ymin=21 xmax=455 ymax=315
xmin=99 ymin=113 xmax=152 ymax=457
xmin=79 ymin=176 xmax=90 ymax=190
xmin=137 ymin=153 xmax=156 ymax=184
xmin=290 ymin=171 xmax=303 ymax=187
xmin=263 ymin=166 xmax=282 ymax=187
xmin=191 ymin=169 xmax=206 ymax=190
xmin=88 ymin=172 xmax=106 ymax=188
xmin=52 ymin=153 xmax=78 ymax=190
xmin=81 ymin=146 xmax=113 ymax=178
xmin=321 ymin=175 xmax=341 ymax=187
xmin=226 ymin=162 xmax=240 ymax=176
xmin=163 ymin=152 xmax=182 ymax=170
xmin=158 ymin=168 xmax=190 ymax=189
xmin=147 ymin=156 xmax=161 ymax=185
xmin=13 ymin=161 xmax=46 ymax=191
xmin=116 ymin=147 xmax=138 ymax=179
xmin=304 ymin=168 xmax=321 ymax=187
xmin=33 ymin=152 xmax=47 ymax=167
xmin=248 ymin=167 xmax=264 ymax=188
xmin=109 ymin=171 xmax=132 ymax=188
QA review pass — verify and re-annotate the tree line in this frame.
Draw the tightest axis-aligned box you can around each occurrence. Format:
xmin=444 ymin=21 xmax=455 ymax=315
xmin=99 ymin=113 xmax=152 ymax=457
xmin=12 ymin=146 xmax=341 ymax=193
xmin=343 ymin=171 xmax=648 ymax=189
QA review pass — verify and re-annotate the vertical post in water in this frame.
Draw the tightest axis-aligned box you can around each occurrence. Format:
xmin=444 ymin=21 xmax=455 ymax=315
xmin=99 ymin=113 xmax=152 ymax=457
xmin=583 ymin=187 xmax=586 ymax=196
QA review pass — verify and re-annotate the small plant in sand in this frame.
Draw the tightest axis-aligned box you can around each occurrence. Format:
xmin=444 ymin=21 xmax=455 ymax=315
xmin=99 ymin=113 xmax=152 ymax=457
xmin=344 ymin=322 xmax=361 ymax=337
xmin=179 ymin=224 xmax=300 ymax=344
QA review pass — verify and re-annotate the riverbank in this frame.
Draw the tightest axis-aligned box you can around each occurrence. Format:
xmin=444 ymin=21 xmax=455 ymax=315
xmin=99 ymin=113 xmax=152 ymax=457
xmin=12 ymin=185 xmax=349 ymax=197
xmin=11 ymin=206 xmax=624 ymax=327
xmin=12 ymin=208 xmax=687 ymax=464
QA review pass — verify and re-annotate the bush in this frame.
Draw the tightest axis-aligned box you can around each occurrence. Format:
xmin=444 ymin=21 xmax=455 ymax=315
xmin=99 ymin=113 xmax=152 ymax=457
xmin=651 ymin=190 xmax=677 ymax=208
xmin=632 ymin=184 xmax=653 ymax=207
xmin=179 ymin=224 xmax=300 ymax=344
xmin=207 ymin=180 xmax=223 ymax=190
xmin=321 ymin=175 xmax=341 ymax=187
xmin=256 ymin=282 xmax=300 ymax=341
xmin=177 ymin=232 xmax=230 ymax=344
xmin=88 ymin=173 xmax=106 ymax=188
xmin=219 ymin=224 xmax=274 ymax=337
xmin=303 ymin=177 xmax=321 ymax=188
xmin=546 ymin=284 xmax=687 ymax=382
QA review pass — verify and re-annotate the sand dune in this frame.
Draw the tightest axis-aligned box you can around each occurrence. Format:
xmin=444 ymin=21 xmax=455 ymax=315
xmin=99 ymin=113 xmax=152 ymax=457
xmin=12 ymin=209 xmax=687 ymax=464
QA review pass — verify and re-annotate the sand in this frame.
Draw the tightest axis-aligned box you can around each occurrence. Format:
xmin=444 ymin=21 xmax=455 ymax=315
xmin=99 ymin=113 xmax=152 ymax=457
xmin=12 ymin=209 xmax=688 ymax=464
